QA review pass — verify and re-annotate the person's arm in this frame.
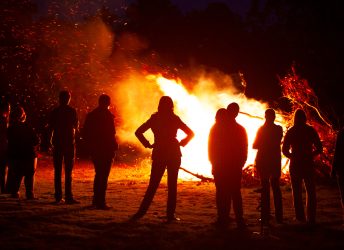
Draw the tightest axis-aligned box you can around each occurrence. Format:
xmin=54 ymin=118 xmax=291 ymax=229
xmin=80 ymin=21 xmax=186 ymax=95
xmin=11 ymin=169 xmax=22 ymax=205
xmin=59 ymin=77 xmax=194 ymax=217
xmin=82 ymin=113 xmax=93 ymax=154
xmin=252 ymin=127 xmax=262 ymax=149
xmin=278 ymin=126 xmax=283 ymax=143
xmin=312 ymin=128 xmax=323 ymax=157
xmin=241 ymin=128 xmax=248 ymax=166
xmin=111 ymin=114 xmax=118 ymax=151
xmin=332 ymin=130 xmax=343 ymax=176
xmin=282 ymin=130 xmax=292 ymax=158
xmin=31 ymin=127 xmax=40 ymax=155
xmin=178 ymin=118 xmax=194 ymax=147
xmin=32 ymin=128 xmax=40 ymax=147
xmin=73 ymin=109 xmax=79 ymax=134
xmin=208 ymin=127 xmax=215 ymax=163
xmin=208 ymin=127 xmax=216 ymax=175
xmin=47 ymin=110 xmax=55 ymax=148
xmin=135 ymin=117 xmax=153 ymax=148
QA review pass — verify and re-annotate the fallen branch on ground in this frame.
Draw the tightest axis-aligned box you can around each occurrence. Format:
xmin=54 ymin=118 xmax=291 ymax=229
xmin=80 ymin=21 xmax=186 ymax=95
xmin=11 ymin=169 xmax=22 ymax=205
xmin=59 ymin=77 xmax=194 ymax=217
xmin=180 ymin=167 xmax=214 ymax=182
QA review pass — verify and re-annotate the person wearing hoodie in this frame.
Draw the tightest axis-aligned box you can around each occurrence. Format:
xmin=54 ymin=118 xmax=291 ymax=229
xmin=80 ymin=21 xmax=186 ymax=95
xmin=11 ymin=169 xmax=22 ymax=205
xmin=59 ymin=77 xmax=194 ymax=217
xmin=282 ymin=109 xmax=322 ymax=225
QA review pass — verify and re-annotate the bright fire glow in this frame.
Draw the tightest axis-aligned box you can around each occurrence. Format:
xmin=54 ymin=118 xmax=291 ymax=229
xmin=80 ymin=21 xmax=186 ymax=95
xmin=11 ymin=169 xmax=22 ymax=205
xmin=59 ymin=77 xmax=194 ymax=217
xmin=114 ymin=73 xmax=289 ymax=180
xmin=148 ymin=74 xmax=289 ymax=180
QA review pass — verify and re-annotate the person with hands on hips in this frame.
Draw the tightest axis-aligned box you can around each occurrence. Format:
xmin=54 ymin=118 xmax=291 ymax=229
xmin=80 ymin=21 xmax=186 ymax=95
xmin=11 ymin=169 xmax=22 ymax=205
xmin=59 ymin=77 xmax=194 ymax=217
xmin=132 ymin=96 xmax=194 ymax=222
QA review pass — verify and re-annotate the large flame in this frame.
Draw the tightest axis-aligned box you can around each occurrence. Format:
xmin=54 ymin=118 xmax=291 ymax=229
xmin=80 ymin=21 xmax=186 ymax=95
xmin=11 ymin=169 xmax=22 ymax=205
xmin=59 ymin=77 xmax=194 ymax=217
xmin=114 ymin=73 xmax=289 ymax=180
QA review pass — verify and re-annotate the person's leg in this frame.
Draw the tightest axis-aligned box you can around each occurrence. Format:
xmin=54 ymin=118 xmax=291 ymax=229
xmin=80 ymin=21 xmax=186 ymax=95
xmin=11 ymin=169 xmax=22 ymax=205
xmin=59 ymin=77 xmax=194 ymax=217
xmin=337 ymin=174 xmax=344 ymax=225
xmin=214 ymin=174 xmax=229 ymax=224
xmin=134 ymin=160 xmax=166 ymax=217
xmin=53 ymin=148 xmax=63 ymax=202
xmin=166 ymin=158 xmax=181 ymax=219
xmin=64 ymin=147 xmax=75 ymax=201
xmin=232 ymin=187 xmax=244 ymax=227
xmin=290 ymin=173 xmax=306 ymax=222
xmin=225 ymin=187 xmax=231 ymax=222
xmin=92 ymin=158 xmax=100 ymax=206
xmin=304 ymin=173 xmax=316 ymax=224
xmin=98 ymin=158 xmax=112 ymax=207
xmin=337 ymin=174 xmax=344 ymax=208
xmin=24 ymin=158 xmax=37 ymax=199
xmin=271 ymin=176 xmax=283 ymax=223
xmin=93 ymin=158 xmax=112 ymax=208
xmin=0 ymin=154 xmax=7 ymax=193
xmin=260 ymin=177 xmax=270 ymax=225
xmin=5 ymin=160 xmax=15 ymax=194
xmin=10 ymin=160 xmax=22 ymax=198
xmin=92 ymin=158 xmax=105 ymax=206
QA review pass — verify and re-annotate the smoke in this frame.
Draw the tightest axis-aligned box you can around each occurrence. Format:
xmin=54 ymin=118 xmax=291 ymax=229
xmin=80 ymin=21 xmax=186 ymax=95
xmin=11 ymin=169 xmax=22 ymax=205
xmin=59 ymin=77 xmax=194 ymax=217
xmin=112 ymin=73 xmax=162 ymax=146
xmin=34 ymin=12 xmax=157 ymax=146
xmin=34 ymin=17 xmax=114 ymax=111
xmin=3 ymin=1 xmax=282 ymax=175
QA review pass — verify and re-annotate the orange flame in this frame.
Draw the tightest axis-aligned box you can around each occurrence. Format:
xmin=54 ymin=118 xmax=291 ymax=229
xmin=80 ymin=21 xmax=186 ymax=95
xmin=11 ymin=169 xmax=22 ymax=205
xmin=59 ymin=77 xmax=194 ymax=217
xmin=114 ymin=73 xmax=289 ymax=180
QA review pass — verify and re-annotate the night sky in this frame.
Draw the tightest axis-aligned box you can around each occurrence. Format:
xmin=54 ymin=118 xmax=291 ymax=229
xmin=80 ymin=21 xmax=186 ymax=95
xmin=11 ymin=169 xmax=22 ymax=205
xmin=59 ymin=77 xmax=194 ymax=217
xmin=32 ymin=0 xmax=252 ymax=15
xmin=2 ymin=0 xmax=344 ymax=127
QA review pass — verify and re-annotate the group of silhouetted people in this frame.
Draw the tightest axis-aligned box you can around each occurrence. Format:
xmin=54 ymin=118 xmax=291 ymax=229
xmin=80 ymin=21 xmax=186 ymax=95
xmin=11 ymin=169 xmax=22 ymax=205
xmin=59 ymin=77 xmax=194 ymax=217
xmin=47 ymin=91 xmax=118 ymax=209
xmin=0 ymin=93 xmax=343 ymax=227
xmin=254 ymin=108 xmax=323 ymax=228
xmin=0 ymin=91 xmax=118 ymax=210
xmin=131 ymin=96 xmax=341 ymax=228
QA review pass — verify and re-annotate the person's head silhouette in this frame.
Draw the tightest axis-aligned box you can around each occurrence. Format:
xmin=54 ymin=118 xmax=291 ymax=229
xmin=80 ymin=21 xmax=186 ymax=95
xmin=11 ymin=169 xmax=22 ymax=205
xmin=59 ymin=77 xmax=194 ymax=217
xmin=59 ymin=90 xmax=71 ymax=106
xmin=265 ymin=108 xmax=276 ymax=123
xmin=293 ymin=109 xmax=307 ymax=126
xmin=158 ymin=96 xmax=174 ymax=114
xmin=98 ymin=94 xmax=111 ymax=109
xmin=215 ymin=108 xmax=228 ymax=123
xmin=11 ymin=105 xmax=26 ymax=123
xmin=227 ymin=102 xmax=240 ymax=120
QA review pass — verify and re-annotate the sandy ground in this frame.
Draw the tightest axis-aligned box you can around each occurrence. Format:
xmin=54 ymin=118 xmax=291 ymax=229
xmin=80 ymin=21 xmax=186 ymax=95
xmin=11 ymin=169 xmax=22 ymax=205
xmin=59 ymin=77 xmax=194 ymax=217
xmin=0 ymin=156 xmax=344 ymax=250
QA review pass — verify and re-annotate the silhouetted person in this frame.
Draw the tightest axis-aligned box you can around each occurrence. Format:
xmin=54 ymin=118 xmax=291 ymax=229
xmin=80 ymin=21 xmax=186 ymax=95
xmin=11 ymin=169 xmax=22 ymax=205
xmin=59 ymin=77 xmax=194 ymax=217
xmin=48 ymin=90 xmax=79 ymax=204
xmin=7 ymin=106 xmax=39 ymax=199
xmin=332 ymin=127 xmax=344 ymax=220
xmin=0 ymin=101 xmax=10 ymax=194
xmin=208 ymin=103 xmax=248 ymax=228
xmin=83 ymin=94 xmax=118 ymax=210
xmin=282 ymin=109 xmax=322 ymax=224
xmin=132 ymin=96 xmax=194 ymax=222
xmin=253 ymin=108 xmax=283 ymax=225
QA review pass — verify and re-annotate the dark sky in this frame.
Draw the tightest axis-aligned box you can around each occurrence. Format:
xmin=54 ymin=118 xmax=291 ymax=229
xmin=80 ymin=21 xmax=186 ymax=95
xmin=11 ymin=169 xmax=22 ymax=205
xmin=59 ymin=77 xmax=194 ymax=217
xmin=23 ymin=0 xmax=344 ymax=118
xmin=32 ymin=0 xmax=252 ymax=17
xmin=171 ymin=0 xmax=251 ymax=14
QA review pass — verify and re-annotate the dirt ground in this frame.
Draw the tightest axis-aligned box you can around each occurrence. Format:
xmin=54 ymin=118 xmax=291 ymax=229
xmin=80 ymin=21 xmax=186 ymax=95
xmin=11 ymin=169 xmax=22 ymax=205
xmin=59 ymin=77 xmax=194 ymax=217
xmin=0 ymin=156 xmax=343 ymax=250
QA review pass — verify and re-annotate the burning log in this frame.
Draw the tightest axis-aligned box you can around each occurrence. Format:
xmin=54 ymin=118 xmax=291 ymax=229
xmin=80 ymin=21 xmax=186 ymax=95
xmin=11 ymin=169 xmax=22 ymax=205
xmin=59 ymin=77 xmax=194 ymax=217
xmin=179 ymin=167 xmax=214 ymax=182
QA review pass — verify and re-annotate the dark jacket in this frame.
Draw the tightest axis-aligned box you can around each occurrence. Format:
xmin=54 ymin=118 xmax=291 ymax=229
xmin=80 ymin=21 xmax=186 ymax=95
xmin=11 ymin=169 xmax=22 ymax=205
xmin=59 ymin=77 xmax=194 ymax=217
xmin=209 ymin=119 xmax=248 ymax=175
xmin=49 ymin=105 xmax=78 ymax=148
xmin=7 ymin=122 xmax=39 ymax=160
xmin=253 ymin=122 xmax=283 ymax=177
xmin=282 ymin=123 xmax=322 ymax=172
xmin=83 ymin=107 xmax=118 ymax=159
xmin=135 ymin=112 xmax=194 ymax=161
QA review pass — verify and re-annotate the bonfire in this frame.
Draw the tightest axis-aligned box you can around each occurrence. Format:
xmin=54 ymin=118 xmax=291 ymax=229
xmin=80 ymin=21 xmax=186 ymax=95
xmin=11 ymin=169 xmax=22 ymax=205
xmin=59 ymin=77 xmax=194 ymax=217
xmin=114 ymin=66 xmax=336 ymax=185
